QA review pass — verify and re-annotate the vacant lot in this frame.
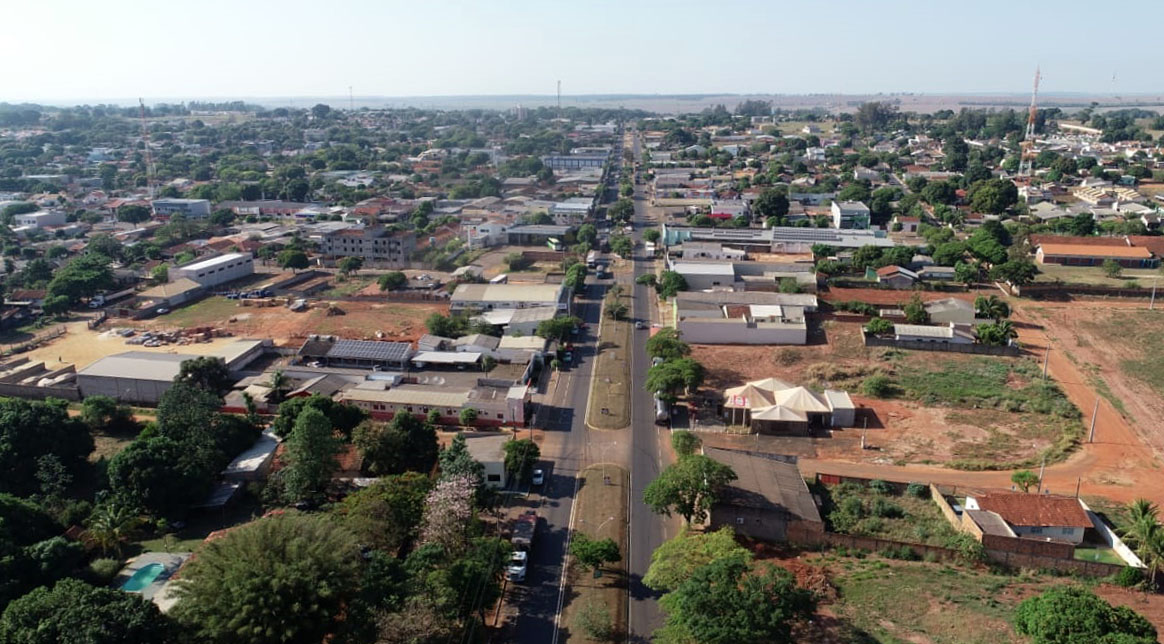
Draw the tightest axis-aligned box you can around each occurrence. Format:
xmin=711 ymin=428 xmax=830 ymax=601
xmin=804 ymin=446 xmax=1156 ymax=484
xmin=130 ymin=296 xmax=448 ymax=345
xmin=818 ymin=481 xmax=961 ymax=548
xmin=24 ymin=321 xmax=249 ymax=371
xmin=691 ymin=323 xmax=1084 ymax=471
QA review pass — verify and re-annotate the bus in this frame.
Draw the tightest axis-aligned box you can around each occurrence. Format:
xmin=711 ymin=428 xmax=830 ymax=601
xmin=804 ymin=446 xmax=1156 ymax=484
xmin=547 ymin=237 xmax=564 ymax=251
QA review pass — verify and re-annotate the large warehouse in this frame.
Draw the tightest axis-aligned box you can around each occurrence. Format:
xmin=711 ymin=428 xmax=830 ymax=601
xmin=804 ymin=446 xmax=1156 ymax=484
xmin=76 ymin=340 xmax=267 ymax=404
xmin=172 ymin=252 xmax=255 ymax=288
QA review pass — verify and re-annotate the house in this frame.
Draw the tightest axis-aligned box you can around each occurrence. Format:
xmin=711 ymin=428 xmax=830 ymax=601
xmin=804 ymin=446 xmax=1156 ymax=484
xmin=463 ymin=433 xmax=511 ymax=488
xmin=1035 ymin=242 xmax=1159 ymax=269
xmin=721 ymin=378 xmax=855 ymax=434
xmin=893 ymin=215 xmax=920 ymax=233
xmin=925 ymin=298 xmax=987 ymax=325
xmin=705 ymin=447 xmax=823 ymax=542
xmin=964 ymin=493 xmax=1092 ymax=545
xmin=337 ymin=382 xmax=530 ymax=427
xmin=893 ymin=322 xmax=976 ymax=345
xmin=12 ymin=210 xmax=66 ymax=229
xmin=875 ymin=265 xmax=918 ymax=289
xmin=831 ymin=201 xmax=871 ymax=230
xmin=677 ymin=241 xmax=747 ymax=261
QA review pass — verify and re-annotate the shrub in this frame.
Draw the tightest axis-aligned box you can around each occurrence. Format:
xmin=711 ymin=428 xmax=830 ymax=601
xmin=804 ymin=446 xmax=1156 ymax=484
xmin=865 ymin=317 xmax=894 ymax=335
xmin=861 ymin=374 xmax=894 ymax=398
xmin=1112 ymin=566 xmax=1144 ymax=589
xmin=88 ymin=557 xmax=122 ymax=583
xmin=574 ymin=599 xmax=615 ymax=642
xmin=868 ymin=479 xmax=892 ymax=495
xmin=870 ymin=497 xmax=904 ymax=519
xmin=905 ymin=482 xmax=928 ymax=498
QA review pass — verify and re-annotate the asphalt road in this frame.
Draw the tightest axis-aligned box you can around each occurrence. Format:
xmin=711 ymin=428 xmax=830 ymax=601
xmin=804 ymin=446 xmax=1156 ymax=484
xmin=626 ymin=132 xmax=670 ymax=642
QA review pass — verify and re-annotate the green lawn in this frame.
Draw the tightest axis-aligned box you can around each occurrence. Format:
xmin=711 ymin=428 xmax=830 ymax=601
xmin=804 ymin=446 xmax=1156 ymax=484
xmin=1074 ymin=547 xmax=1124 ymax=565
xmin=1033 ymin=262 xmax=1162 ymax=286
xmin=157 ymin=296 xmax=241 ymax=328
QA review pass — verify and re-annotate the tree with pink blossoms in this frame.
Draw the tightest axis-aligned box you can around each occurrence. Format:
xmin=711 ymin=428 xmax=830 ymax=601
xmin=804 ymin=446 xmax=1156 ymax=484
xmin=418 ymin=474 xmax=477 ymax=554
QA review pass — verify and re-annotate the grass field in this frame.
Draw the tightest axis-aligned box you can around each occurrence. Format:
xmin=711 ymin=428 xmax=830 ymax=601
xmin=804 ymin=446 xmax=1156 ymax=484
xmin=1074 ymin=547 xmax=1123 ymax=565
xmin=825 ymin=557 xmax=1027 ymax=644
xmin=561 ymin=465 xmax=628 ymax=643
xmin=155 ymin=296 xmax=240 ymax=328
xmin=1080 ymin=311 xmax=1164 ymax=398
xmin=1033 ymin=263 xmax=1162 ymax=286
xmin=586 ymin=288 xmax=632 ymax=430
xmin=886 ymin=356 xmax=1085 ymax=470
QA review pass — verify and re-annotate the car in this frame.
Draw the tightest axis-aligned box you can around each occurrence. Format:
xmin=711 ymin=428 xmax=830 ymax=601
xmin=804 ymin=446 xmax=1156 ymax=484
xmin=156 ymin=308 xmax=170 ymax=315
xmin=531 ymin=469 xmax=545 ymax=486
xmin=506 ymin=551 xmax=528 ymax=582
xmin=634 ymin=320 xmax=647 ymax=329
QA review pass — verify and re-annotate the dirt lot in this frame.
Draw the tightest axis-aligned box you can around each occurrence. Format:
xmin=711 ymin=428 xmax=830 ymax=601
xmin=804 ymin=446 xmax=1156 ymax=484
xmin=25 ymin=320 xmax=252 ymax=371
xmin=131 ymin=296 xmax=448 ymax=346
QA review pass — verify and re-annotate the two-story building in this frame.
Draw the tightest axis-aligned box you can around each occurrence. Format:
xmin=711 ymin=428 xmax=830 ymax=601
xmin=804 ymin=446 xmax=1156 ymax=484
xmin=831 ymin=201 xmax=871 ymax=230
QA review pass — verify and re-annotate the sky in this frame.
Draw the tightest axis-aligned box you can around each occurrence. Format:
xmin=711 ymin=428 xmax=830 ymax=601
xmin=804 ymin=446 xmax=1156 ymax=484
xmin=3 ymin=0 xmax=1160 ymax=103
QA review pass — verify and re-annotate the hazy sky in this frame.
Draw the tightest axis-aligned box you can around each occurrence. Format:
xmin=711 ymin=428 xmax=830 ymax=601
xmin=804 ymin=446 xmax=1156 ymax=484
xmin=3 ymin=0 xmax=1159 ymax=102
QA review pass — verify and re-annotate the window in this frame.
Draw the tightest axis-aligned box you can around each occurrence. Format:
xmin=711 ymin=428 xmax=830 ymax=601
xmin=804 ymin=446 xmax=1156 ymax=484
xmin=1028 ymin=527 xmax=1043 ymax=534
xmin=497 ymin=413 xmax=504 ymax=419
xmin=1061 ymin=527 xmax=1074 ymax=535
xmin=487 ymin=474 xmax=501 ymax=482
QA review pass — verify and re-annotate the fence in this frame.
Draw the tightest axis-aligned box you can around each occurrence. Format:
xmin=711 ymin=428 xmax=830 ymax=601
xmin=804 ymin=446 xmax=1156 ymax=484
xmin=1 ymin=325 xmax=67 ymax=356
xmin=0 ymin=382 xmax=79 ymax=401
xmin=862 ymin=330 xmax=1022 ymax=356
xmin=87 ymin=311 xmax=108 ymax=329
xmin=1016 ymin=283 xmax=1159 ymax=300
xmin=334 ymin=291 xmax=450 ymax=303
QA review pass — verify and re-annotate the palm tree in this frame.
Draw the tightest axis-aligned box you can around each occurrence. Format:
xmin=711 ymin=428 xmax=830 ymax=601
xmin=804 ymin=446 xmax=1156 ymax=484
xmin=1121 ymin=499 xmax=1164 ymax=589
xmin=268 ymin=370 xmax=289 ymax=403
xmin=85 ymin=503 xmax=139 ymax=557
xmin=995 ymin=320 xmax=1017 ymax=342
xmin=974 ymin=295 xmax=1011 ymax=322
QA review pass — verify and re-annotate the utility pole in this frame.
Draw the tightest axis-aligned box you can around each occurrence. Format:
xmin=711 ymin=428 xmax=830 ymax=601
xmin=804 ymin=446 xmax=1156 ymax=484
xmin=1037 ymin=453 xmax=1047 ymax=493
xmin=348 ymin=86 xmax=354 ymax=112
xmin=1151 ymin=278 xmax=1158 ymax=310
xmin=556 ymin=80 xmax=561 ymax=119
xmin=1042 ymin=347 xmax=1049 ymax=380
xmin=1089 ymin=398 xmax=1100 ymax=442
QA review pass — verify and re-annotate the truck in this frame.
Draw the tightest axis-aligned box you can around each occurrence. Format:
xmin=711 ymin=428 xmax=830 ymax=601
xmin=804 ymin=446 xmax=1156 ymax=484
xmin=511 ymin=511 xmax=537 ymax=550
xmin=585 ymin=250 xmax=599 ymax=269
xmin=654 ymin=396 xmax=670 ymax=425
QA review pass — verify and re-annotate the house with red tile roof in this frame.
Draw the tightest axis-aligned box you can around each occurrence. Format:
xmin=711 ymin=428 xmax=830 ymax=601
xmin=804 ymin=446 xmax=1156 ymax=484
xmin=965 ymin=492 xmax=1092 ymax=545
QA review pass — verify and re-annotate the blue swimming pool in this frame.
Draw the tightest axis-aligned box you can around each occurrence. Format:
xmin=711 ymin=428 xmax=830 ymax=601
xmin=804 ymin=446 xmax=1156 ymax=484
xmin=120 ymin=563 xmax=165 ymax=592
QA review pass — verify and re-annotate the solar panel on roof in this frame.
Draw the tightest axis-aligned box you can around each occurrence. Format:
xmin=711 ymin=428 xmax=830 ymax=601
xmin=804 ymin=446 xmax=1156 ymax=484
xmin=325 ymin=340 xmax=412 ymax=362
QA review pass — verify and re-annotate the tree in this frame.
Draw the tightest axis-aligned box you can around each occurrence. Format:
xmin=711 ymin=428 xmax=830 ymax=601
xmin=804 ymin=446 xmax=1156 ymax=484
xmin=954 ymin=261 xmax=980 ymax=286
xmin=752 ymin=188 xmax=789 ymax=220
xmin=657 ymin=555 xmax=815 ymax=644
xmin=47 ymin=253 xmax=114 ymax=303
xmin=636 ymin=273 xmax=657 ymax=288
xmin=864 ymin=317 xmax=893 ymax=335
xmin=643 ymin=455 xmax=736 ymax=524
xmin=1103 ymin=259 xmax=1123 ymax=278
xmin=270 ymin=394 xmax=366 ymax=439
xmin=149 ymin=264 xmax=169 ymax=284
xmin=458 ymin=407 xmax=478 ymax=426
xmin=1011 ymin=470 xmax=1040 ymax=493
xmin=656 ymin=271 xmax=688 ymax=298
xmin=333 ymin=472 xmax=430 ymax=555
xmin=990 ymin=259 xmax=1038 ymax=285
xmin=172 ymin=513 xmax=363 ymax=644
xmin=41 ymin=294 xmax=70 ymax=317
xmin=353 ymin=413 xmax=438 ymax=476
xmin=643 ymin=228 xmax=661 ymax=243
xmin=418 ymin=474 xmax=478 ymax=554
xmin=577 ymin=223 xmax=597 ymax=245
xmin=645 ymin=358 xmax=705 ymax=399
xmin=83 ymin=502 xmax=140 ymax=557
xmin=671 ymin=430 xmax=701 ymax=457
xmin=378 ymin=271 xmax=407 ymax=291
xmin=0 ymin=578 xmax=177 ymax=644
xmin=536 ymin=315 xmax=581 ymax=342
xmin=968 ymin=178 xmax=1019 ymax=214
xmin=504 ymin=438 xmax=540 ymax=480
xmin=438 ymin=434 xmax=485 ymax=485
xmin=610 ymin=235 xmax=633 ymax=258
xmin=609 ymin=198 xmax=634 ymax=222
xmin=645 ymin=327 xmax=690 ymax=361
xmin=281 ymin=407 xmax=340 ymax=502
xmin=338 ymin=256 xmax=364 ymax=276
xmin=974 ymin=295 xmax=1010 ymax=322
xmin=1014 ymin=586 xmax=1155 ymax=644
xmin=175 ymin=356 xmax=231 ymax=395
xmin=1121 ymin=499 xmax=1164 ymax=590
xmin=902 ymin=293 xmax=928 ymax=324
xmin=976 ymin=321 xmax=1017 ymax=346
xmin=644 ymin=527 xmax=751 ymax=593
xmin=932 ymin=241 xmax=967 ymax=266
xmin=277 ymin=249 xmax=309 ymax=272
xmin=0 ymin=397 xmax=93 ymax=497
xmin=116 ymin=204 xmax=152 ymax=224
xmin=107 ymin=436 xmax=204 ymax=516
xmin=569 ymin=533 xmax=622 ymax=573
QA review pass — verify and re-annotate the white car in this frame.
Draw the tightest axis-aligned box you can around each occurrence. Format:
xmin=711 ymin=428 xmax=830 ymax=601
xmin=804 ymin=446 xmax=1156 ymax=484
xmin=506 ymin=551 xmax=528 ymax=582
xmin=531 ymin=469 xmax=545 ymax=486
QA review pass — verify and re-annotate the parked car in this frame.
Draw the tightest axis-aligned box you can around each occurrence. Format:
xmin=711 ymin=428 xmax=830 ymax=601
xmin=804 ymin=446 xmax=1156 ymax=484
xmin=634 ymin=320 xmax=647 ymax=330
xmin=506 ymin=551 xmax=528 ymax=582
xmin=531 ymin=469 xmax=545 ymax=486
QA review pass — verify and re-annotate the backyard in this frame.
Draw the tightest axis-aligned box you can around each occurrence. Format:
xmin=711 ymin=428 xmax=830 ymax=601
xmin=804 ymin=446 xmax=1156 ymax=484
xmin=817 ymin=480 xmax=962 ymax=548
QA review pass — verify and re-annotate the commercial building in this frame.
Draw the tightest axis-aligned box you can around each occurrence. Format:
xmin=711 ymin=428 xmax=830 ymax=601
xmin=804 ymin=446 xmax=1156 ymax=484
xmin=450 ymin=283 xmax=571 ymax=313
xmin=337 ymin=381 xmax=531 ymax=427
xmin=661 ymin=224 xmax=894 ymax=254
xmin=540 ymin=150 xmax=609 ymax=170
xmin=12 ymin=210 xmax=66 ymax=229
xmin=319 ymin=226 xmax=416 ymax=268
xmin=1035 ymin=242 xmax=1159 ymax=269
xmin=172 ymin=252 xmax=255 ymax=289
xmin=722 ymin=378 xmax=855 ymax=434
xmin=76 ymin=340 xmax=266 ymax=404
xmin=152 ymin=198 xmax=212 ymax=219
xmin=296 ymin=337 xmax=414 ymax=370
xmin=831 ymin=201 xmax=871 ymax=229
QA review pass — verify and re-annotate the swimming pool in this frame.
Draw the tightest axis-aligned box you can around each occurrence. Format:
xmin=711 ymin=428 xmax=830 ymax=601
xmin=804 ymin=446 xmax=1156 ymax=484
xmin=120 ymin=563 xmax=165 ymax=592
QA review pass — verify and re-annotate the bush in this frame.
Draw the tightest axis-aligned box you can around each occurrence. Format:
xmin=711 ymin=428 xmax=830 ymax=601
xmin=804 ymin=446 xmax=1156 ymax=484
xmin=574 ymin=599 xmax=615 ymax=642
xmin=1112 ymin=566 xmax=1145 ymax=588
xmin=868 ymin=479 xmax=892 ymax=495
xmin=865 ymin=317 xmax=894 ymax=335
xmin=905 ymin=482 xmax=929 ymax=498
xmin=88 ymin=557 xmax=122 ymax=583
xmin=861 ymin=374 xmax=893 ymax=398
xmin=870 ymin=497 xmax=904 ymax=519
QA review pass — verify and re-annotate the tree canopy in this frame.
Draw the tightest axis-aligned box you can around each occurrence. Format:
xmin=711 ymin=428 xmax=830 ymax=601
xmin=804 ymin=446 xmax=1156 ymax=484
xmin=352 ymin=413 xmax=438 ymax=477
xmin=643 ymin=454 xmax=736 ymax=524
xmin=1014 ymin=586 xmax=1155 ymax=644
xmin=0 ymin=578 xmax=177 ymax=644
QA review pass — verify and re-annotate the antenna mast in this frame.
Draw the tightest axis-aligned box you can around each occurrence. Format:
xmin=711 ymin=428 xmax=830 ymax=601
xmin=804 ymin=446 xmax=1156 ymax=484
xmin=1017 ymin=67 xmax=1041 ymax=179
xmin=349 ymin=86 xmax=354 ymax=112
xmin=556 ymin=80 xmax=561 ymax=118
xmin=138 ymin=98 xmax=157 ymax=200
